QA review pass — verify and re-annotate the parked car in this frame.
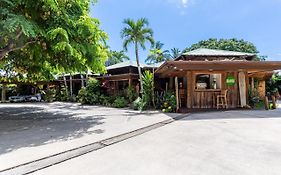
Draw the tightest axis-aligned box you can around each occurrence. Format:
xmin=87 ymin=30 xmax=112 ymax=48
xmin=8 ymin=96 xmax=26 ymax=102
xmin=9 ymin=94 xmax=42 ymax=103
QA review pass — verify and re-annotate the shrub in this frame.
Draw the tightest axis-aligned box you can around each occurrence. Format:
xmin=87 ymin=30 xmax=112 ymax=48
xmin=113 ymin=97 xmax=128 ymax=108
xmin=132 ymin=97 xmax=147 ymax=111
xmin=99 ymin=94 xmax=111 ymax=106
xmin=127 ymin=86 xmax=137 ymax=103
xmin=55 ymin=87 xmax=69 ymax=102
xmin=77 ymin=78 xmax=102 ymax=105
xmin=141 ymin=71 xmax=154 ymax=109
xmin=45 ymin=89 xmax=56 ymax=102
xmin=162 ymin=91 xmax=176 ymax=113
xmin=155 ymin=91 xmax=176 ymax=113
xmin=78 ymin=87 xmax=88 ymax=104
xmin=87 ymin=78 xmax=101 ymax=92
xmin=248 ymin=88 xmax=260 ymax=107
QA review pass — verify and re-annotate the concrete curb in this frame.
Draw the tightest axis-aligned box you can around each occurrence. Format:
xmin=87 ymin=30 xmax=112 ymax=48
xmin=0 ymin=114 xmax=188 ymax=175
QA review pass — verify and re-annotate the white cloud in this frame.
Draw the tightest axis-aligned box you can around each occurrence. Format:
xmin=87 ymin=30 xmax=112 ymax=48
xmin=167 ymin=0 xmax=192 ymax=8
xmin=181 ymin=0 xmax=188 ymax=8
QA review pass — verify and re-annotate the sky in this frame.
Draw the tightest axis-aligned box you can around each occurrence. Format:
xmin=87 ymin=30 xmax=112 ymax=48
xmin=91 ymin=0 xmax=281 ymax=62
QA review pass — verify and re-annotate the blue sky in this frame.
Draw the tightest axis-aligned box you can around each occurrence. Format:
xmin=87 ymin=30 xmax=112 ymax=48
xmin=91 ymin=0 xmax=281 ymax=62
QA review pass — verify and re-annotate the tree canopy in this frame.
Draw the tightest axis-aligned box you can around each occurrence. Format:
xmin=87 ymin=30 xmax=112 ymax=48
xmin=0 ymin=0 xmax=108 ymax=82
xmin=106 ymin=50 xmax=129 ymax=66
xmin=183 ymin=38 xmax=264 ymax=60
xmin=169 ymin=48 xmax=181 ymax=59
xmin=146 ymin=41 xmax=170 ymax=64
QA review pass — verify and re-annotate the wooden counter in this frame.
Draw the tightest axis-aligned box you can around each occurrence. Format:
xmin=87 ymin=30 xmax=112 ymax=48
xmin=194 ymin=89 xmax=221 ymax=92
xmin=193 ymin=89 xmax=222 ymax=108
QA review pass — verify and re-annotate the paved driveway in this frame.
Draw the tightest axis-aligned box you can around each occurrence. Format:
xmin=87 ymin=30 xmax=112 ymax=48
xmin=33 ymin=108 xmax=281 ymax=175
xmin=0 ymin=102 xmax=175 ymax=171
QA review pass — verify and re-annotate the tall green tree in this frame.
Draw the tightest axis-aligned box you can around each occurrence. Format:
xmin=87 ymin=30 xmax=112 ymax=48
xmin=0 ymin=0 xmax=109 ymax=81
xmin=169 ymin=48 xmax=181 ymax=59
xmin=183 ymin=38 xmax=264 ymax=60
xmin=121 ymin=18 xmax=154 ymax=92
xmin=146 ymin=41 xmax=170 ymax=64
xmin=106 ymin=50 xmax=129 ymax=66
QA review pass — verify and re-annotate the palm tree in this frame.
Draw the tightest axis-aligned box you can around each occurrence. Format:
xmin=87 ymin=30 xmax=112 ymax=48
xmin=146 ymin=41 xmax=170 ymax=64
xmin=106 ymin=50 xmax=129 ymax=66
xmin=121 ymin=18 xmax=154 ymax=92
xmin=169 ymin=48 xmax=182 ymax=59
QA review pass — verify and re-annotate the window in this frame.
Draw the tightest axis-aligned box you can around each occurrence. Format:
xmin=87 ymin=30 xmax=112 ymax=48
xmin=195 ymin=74 xmax=221 ymax=90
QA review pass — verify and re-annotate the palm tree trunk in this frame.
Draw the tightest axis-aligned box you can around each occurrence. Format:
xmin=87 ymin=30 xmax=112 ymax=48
xmin=80 ymin=73 xmax=85 ymax=88
xmin=135 ymin=42 xmax=143 ymax=93
xmin=69 ymin=73 xmax=73 ymax=100
xmin=62 ymin=73 xmax=69 ymax=99
xmin=152 ymin=67 xmax=156 ymax=108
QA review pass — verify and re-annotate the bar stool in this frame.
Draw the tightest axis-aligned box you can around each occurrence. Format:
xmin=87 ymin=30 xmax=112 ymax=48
xmin=179 ymin=89 xmax=185 ymax=108
xmin=217 ymin=89 xmax=228 ymax=109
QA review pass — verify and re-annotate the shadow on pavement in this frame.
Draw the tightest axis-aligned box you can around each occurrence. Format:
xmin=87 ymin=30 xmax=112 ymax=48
xmin=0 ymin=105 xmax=105 ymax=155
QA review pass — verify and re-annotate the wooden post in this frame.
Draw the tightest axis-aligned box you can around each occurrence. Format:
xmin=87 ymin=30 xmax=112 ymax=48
xmin=265 ymin=96 xmax=269 ymax=110
xmin=186 ymin=71 xmax=192 ymax=108
xmin=238 ymin=72 xmax=247 ymax=107
xmin=169 ymin=77 xmax=173 ymax=90
xmin=251 ymin=77 xmax=255 ymax=90
xmin=165 ymin=82 xmax=168 ymax=92
xmin=258 ymin=80 xmax=266 ymax=99
xmin=62 ymin=73 xmax=69 ymax=98
xmin=81 ymin=74 xmax=85 ymax=88
xmin=245 ymin=72 xmax=249 ymax=105
xmin=175 ymin=76 xmax=179 ymax=112
xmin=128 ymin=78 xmax=132 ymax=87
xmin=70 ymin=74 xmax=73 ymax=99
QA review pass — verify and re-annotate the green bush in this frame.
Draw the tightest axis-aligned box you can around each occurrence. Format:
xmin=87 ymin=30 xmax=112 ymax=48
xmin=77 ymin=78 xmax=102 ymax=105
xmin=55 ymin=87 xmax=69 ymax=102
xmin=113 ymin=97 xmax=128 ymax=108
xmin=45 ymin=89 xmax=56 ymax=102
xmin=141 ymin=71 xmax=154 ymax=109
xmin=248 ymin=88 xmax=260 ymax=107
xmin=162 ymin=91 xmax=177 ymax=113
xmin=127 ymin=86 xmax=137 ymax=103
xmin=99 ymin=94 xmax=111 ymax=106
xmin=78 ymin=87 xmax=88 ymax=104
xmin=132 ymin=97 xmax=147 ymax=111
xmin=155 ymin=91 xmax=176 ymax=113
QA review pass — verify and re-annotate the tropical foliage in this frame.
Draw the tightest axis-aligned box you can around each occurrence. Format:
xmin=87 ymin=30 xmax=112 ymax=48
xmin=266 ymin=73 xmax=281 ymax=96
xmin=121 ymin=18 xmax=154 ymax=92
xmin=169 ymin=48 xmax=182 ymax=59
xmin=0 ymin=0 xmax=108 ymax=82
xmin=183 ymin=38 xmax=265 ymax=61
xmin=127 ymin=86 xmax=137 ymax=103
xmin=155 ymin=91 xmax=177 ymax=113
xmin=142 ymin=70 xmax=154 ymax=107
xmin=146 ymin=41 xmax=170 ymax=64
xmin=78 ymin=78 xmax=104 ymax=105
xmin=78 ymin=78 xmax=129 ymax=108
xmin=106 ymin=50 xmax=129 ymax=66
xmin=131 ymin=71 xmax=154 ymax=111
xmin=113 ymin=97 xmax=128 ymax=108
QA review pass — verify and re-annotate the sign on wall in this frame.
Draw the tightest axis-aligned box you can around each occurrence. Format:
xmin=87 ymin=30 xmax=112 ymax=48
xmin=226 ymin=75 xmax=235 ymax=86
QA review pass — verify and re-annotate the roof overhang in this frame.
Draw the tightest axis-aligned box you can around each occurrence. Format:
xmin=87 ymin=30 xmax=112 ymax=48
xmin=96 ymin=73 xmax=139 ymax=81
xmin=155 ymin=61 xmax=281 ymax=76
